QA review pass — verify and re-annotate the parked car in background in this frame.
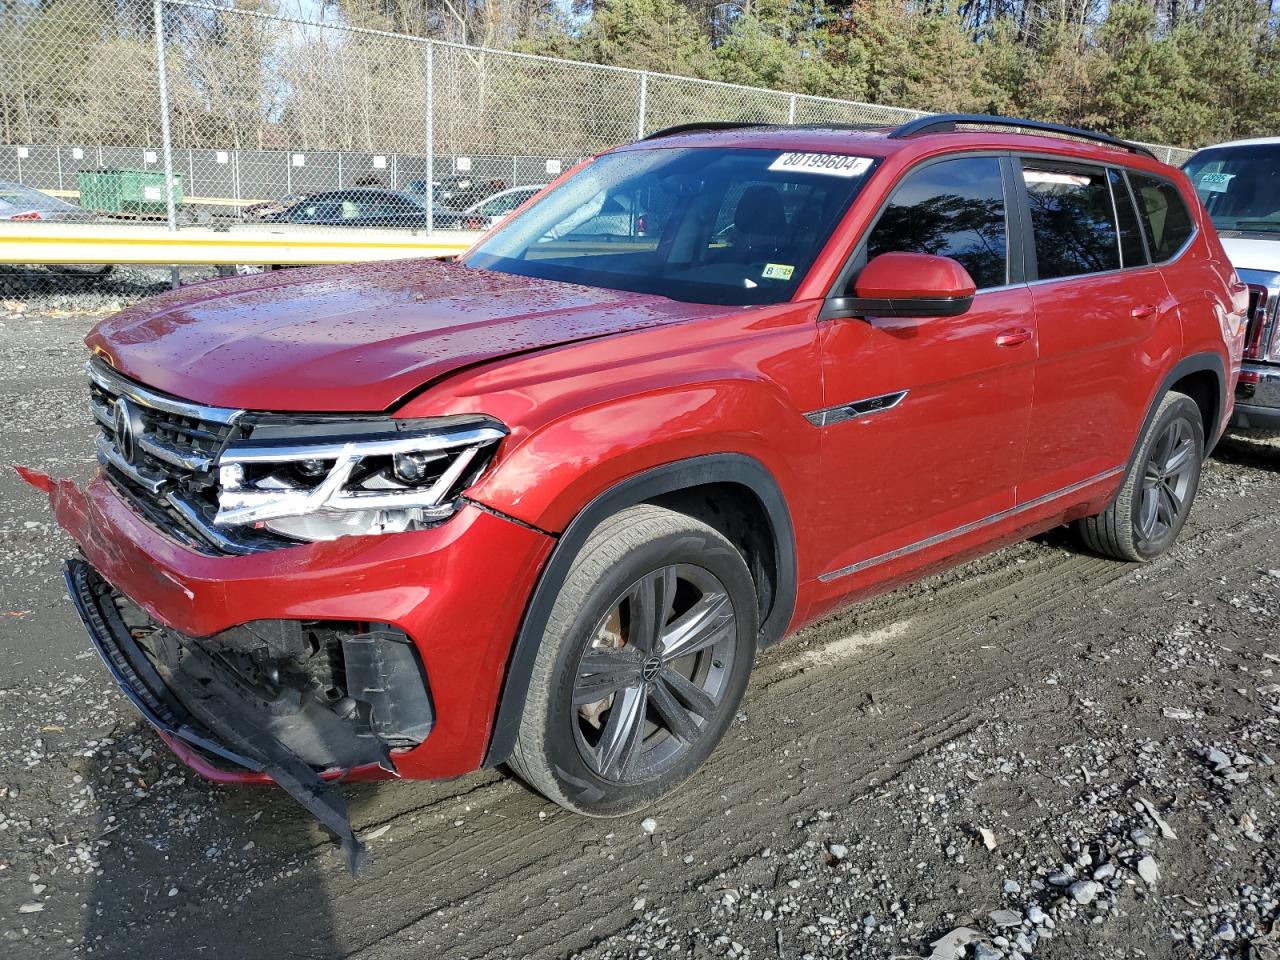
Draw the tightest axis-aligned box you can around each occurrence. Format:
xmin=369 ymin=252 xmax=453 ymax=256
xmin=458 ymin=184 xmax=545 ymax=229
xmin=0 ymin=181 xmax=96 ymax=222
xmin=242 ymin=192 xmax=312 ymax=221
xmin=25 ymin=114 xmax=1245 ymax=869
xmin=265 ymin=189 xmax=463 ymax=229
xmin=1185 ymin=138 xmax=1280 ymax=430
xmin=0 ymin=181 xmax=112 ymax=276
xmin=407 ymin=175 xmax=507 ymax=210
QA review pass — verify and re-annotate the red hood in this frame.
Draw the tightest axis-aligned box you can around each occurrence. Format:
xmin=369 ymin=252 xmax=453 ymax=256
xmin=87 ymin=259 xmax=723 ymax=412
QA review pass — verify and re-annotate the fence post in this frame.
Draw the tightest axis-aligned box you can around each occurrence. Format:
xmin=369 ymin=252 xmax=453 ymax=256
xmin=788 ymin=94 xmax=797 ymax=124
xmin=636 ymin=72 xmax=649 ymax=140
xmin=152 ymin=0 xmax=180 ymax=286
xmin=425 ymin=41 xmax=435 ymax=236
xmin=152 ymin=0 xmax=178 ymax=236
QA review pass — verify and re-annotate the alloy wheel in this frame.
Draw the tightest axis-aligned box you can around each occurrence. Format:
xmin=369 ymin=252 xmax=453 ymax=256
xmin=572 ymin=563 xmax=737 ymax=783
xmin=1137 ymin=416 xmax=1196 ymax=544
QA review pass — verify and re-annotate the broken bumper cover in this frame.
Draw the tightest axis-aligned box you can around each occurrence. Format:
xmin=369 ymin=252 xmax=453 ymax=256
xmin=66 ymin=558 xmax=376 ymax=870
xmin=29 ymin=470 xmax=554 ymax=779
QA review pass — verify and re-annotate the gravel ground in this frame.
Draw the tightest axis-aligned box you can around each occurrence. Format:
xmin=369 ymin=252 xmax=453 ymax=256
xmin=0 ymin=274 xmax=1278 ymax=960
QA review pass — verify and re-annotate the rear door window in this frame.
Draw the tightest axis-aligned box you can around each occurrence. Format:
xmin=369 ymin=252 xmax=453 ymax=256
xmin=1128 ymin=173 xmax=1195 ymax=262
xmin=864 ymin=156 xmax=1008 ymax=290
xmin=1109 ymin=169 xmax=1148 ymax=268
xmin=1020 ymin=161 xmax=1119 ymax=280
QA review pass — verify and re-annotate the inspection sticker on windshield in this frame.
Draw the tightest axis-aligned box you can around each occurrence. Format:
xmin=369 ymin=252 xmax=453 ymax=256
xmin=769 ymin=153 xmax=872 ymax=178
xmin=762 ymin=263 xmax=794 ymax=280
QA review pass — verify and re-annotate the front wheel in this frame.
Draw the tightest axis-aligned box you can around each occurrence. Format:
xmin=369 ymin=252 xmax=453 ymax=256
xmin=1077 ymin=390 xmax=1204 ymax=561
xmin=510 ymin=505 xmax=758 ymax=816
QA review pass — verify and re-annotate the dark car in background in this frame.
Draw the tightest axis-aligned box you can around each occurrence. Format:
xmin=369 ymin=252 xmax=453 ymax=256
xmin=407 ymin=175 xmax=508 ymax=211
xmin=242 ymin=191 xmax=313 ymax=222
xmin=265 ymin=189 xmax=464 ymax=229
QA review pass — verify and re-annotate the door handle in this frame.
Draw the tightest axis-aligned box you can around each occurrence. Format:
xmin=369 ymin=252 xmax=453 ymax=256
xmin=1131 ymin=303 xmax=1158 ymax=320
xmin=994 ymin=327 xmax=1033 ymax=347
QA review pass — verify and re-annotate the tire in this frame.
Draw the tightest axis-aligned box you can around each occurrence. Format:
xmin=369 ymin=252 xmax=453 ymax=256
xmin=510 ymin=504 xmax=758 ymax=816
xmin=1077 ymin=391 xmax=1204 ymax=562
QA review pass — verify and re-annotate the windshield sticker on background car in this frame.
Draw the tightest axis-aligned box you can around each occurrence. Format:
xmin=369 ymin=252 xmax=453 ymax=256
xmin=768 ymin=153 xmax=872 ymax=178
xmin=1195 ymin=172 xmax=1235 ymax=193
xmin=762 ymin=263 xmax=795 ymax=280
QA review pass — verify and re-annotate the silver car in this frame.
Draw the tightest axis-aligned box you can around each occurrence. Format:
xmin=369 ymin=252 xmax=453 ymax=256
xmin=0 ymin=181 xmax=96 ymax=222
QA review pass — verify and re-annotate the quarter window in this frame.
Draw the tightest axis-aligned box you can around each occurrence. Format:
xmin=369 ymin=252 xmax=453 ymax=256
xmin=864 ymin=156 xmax=1008 ymax=290
xmin=1109 ymin=170 xmax=1148 ymax=268
xmin=1021 ymin=161 xmax=1119 ymax=280
xmin=1128 ymin=173 xmax=1195 ymax=262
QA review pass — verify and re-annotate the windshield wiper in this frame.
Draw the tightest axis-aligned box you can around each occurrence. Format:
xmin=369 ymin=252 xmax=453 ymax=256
xmin=1231 ymin=220 xmax=1280 ymax=233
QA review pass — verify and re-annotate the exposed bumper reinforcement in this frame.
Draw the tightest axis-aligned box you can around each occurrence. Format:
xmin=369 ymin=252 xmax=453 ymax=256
xmin=65 ymin=559 xmax=368 ymax=873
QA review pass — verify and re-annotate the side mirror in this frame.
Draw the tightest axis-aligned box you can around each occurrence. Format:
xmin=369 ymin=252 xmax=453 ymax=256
xmin=822 ymin=252 xmax=977 ymax=320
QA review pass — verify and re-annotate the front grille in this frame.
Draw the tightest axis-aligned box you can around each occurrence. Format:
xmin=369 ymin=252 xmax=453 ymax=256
xmin=87 ymin=359 xmax=273 ymax=553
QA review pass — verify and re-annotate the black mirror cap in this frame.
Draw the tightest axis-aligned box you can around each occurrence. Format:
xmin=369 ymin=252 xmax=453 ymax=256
xmin=819 ymin=294 xmax=975 ymax=321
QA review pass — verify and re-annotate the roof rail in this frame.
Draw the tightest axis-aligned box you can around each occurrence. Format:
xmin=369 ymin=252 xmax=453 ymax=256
xmin=642 ymin=120 xmax=887 ymax=141
xmin=643 ymin=121 xmax=765 ymax=140
xmin=889 ymin=113 xmax=1157 ymax=161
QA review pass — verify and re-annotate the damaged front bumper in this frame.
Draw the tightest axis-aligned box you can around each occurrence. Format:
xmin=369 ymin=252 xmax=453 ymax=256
xmin=25 ymin=469 xmax=554 ymax=869
xmin=66 ymin=558 xmax=380 ymax=870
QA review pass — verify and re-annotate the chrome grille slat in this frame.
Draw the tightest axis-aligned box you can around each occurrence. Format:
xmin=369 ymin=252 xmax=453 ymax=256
xmin=87 ymin=359 xmax=252 ymax=553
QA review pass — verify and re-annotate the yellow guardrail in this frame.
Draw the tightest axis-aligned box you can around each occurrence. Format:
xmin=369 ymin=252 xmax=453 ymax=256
xmin=0 ymin=222 xmax=479 ymax=265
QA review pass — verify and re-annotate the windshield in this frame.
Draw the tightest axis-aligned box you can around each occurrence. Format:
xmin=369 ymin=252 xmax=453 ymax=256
xmin=462 ymin=147 xmax=878 ymax=306
xmin=1184 ymin=144 xmax=1280 ymax=233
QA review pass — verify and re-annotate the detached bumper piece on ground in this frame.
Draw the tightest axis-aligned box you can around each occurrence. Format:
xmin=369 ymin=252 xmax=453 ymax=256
xmin=64 ymin=559 xmax=435 ymax=873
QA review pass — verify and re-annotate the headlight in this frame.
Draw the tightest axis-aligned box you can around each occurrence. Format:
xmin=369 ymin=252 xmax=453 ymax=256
xmin=213 ymin=416 xmax=506 ymax=542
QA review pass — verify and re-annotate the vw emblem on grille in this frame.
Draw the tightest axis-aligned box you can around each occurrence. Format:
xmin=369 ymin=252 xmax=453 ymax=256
xmin=112 ymin=397 xmax=139 ymax=465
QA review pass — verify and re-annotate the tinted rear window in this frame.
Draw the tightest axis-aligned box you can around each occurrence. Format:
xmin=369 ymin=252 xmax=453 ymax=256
xmin=1021 ymin=161 xmax=1119 ymax=280
xmin=1128 ymin=173 xmax=1195 ymax=261
xmin=1109 ymin=170 xmax=1148 ymax=268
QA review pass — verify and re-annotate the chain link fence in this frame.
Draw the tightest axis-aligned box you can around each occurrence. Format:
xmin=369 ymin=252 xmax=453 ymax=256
xmin=0 ymin=0 xmax=1194 ymax=238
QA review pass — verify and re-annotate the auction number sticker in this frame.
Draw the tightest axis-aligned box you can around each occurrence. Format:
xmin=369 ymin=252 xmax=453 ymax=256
xmin=1196 ymin=172 xmax=1235 ymax=194
xmin=769 ymin=153 xmax=872 ymax=178
xmin=762 ymin=263 xmax=795 ymax=280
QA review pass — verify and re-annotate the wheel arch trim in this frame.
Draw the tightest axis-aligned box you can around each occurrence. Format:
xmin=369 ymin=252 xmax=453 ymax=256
xmin=1134 ymin=351 xmax=1227 ymax=468
xmin=482 ymin=453 xmax=797 ymax=768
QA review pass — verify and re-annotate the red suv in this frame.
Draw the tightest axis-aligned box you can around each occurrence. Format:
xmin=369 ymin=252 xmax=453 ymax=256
xmin=22 ymin=114 xmax=1246 ymax=868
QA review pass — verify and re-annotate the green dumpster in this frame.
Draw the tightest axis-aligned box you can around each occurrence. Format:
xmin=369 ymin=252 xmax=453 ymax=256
xmin=77 ymin=168 xmax=183 ymax=216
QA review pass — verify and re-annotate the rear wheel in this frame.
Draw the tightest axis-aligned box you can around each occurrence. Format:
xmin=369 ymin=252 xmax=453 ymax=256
xmin=1077 ymin=391 xmax=1203 ymax=561
xmin=510 ymin=505 xmax=757 ymax=816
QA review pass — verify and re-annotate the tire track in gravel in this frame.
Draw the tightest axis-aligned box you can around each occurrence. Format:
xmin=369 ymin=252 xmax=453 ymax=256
xmin=8 ymin=421 xmax=1275 ymax=959
xmin=326 ymin=510 xmax=1280 ymax=958
xmin=564 ymin=496 xmax=1280 ymax=960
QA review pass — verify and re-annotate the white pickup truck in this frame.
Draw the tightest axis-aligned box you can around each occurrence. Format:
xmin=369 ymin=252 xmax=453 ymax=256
xmin=1184 ymin=139 xmax=1280 ymax=430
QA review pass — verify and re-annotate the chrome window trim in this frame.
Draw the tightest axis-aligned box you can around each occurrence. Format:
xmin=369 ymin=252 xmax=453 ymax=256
xmin=818 ymin=466 xmax=1124 ymax=583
